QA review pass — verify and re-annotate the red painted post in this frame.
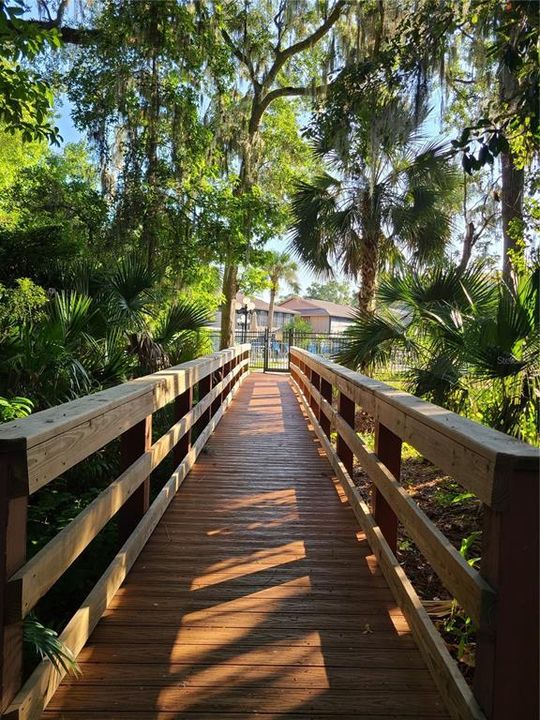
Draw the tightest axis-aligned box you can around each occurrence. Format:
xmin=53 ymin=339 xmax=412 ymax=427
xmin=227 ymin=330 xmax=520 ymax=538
xmin=174 ymin=386 xmax=192 ymax=468
xmin=0 ymin=453 xmax=27 ymax=712
xmin=118 ymin=416 xmax=152 ymax=543
xmin=319 ymin=378 xmax=332 ymax=439
xmin=310 ymin=369 xmax=321 ymax=419
xmin=474 ymin=468 xmax=539 ymax=719
xmin=336 ymin=392 xmax=355 ymax=475
xmin=373 ymin=422 xmax=401 ymax=553
xmin=197 ymin=373 xmax=212 ymax=433
xmin=210 ymin=368 xmax=222 ymax=416
xmin=221 ymin=360 xmax=231 ymax=404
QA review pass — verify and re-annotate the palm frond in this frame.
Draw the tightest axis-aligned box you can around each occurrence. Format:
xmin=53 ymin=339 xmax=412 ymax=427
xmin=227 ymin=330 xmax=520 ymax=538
xmin=335 ymin=309 xmax=416 ymax=371
xmin=106 ymin=254 xmax=156 ymax=330
xmin=153 ymin=301 xmax=213 ymax=347
xmin=24 ymin=614 xmax=80 ymax=675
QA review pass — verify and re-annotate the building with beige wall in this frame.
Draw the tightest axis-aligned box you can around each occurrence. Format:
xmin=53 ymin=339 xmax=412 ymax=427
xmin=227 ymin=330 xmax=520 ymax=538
xmin=277 ymin=297 xmax=355 ymax=334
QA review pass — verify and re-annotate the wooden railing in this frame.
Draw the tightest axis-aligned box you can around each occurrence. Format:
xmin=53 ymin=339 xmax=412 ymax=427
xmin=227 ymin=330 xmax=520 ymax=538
xmin=290 ymin=347 xmax=539 ymax=720
xmin=0 ymin=345 xmax=250 ymax=720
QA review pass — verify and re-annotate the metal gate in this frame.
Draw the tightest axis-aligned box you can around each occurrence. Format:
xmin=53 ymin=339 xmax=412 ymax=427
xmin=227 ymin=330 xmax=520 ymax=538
xmin=234 ymin=330 xmax=348 ymax=372
xmin=235 ymin=329 xmax=291 ymax=372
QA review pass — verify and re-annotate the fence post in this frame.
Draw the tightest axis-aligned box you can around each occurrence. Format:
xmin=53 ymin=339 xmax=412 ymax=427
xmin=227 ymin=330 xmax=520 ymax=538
xmin=210 ymin=368 xmax=222 ymax=416
xmin=373 ymin=422 xmax=401 ymax=553
xmin=319 ymin=378 xmax=332 ymax=439
xmin=174 ymin=386 xmax=193 ymax=468
xmin=197 ymin=373 xmax=212 ymax=431
xmin=310 ymin=370 xmax=320 ymax=419
xmin=336 ymin=392 xmax=355 ymax=475
xmin=118 ymin=416 xmax=152 ymax=543
xmin=474 ymin=468 xmax=539 ymax=719
xmin=0 ymin=452 xmax=27 ymax=713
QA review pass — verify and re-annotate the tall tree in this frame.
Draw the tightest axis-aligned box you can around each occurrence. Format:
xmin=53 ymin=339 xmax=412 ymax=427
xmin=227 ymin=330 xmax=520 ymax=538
xmin=290 ymin=93 xmax=458 ymax=312
xmin=265 ymin=251 xmax=299 ymax=332
xmin=214 ymin=0 xmax=347 ymax=348
xmin=305 ymin=280 xmax=354 ymax=306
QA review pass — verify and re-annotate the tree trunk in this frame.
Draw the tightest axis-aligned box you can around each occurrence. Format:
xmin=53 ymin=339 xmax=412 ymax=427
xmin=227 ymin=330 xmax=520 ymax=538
xmin=501 ymin=150 xmax=524 ymax=282
xmin=267 ymin=284 xmax=276 ymax=332
xmin=500 ymin=65 xmax=525 ymax=282
xmin=220 ymin=264 xmax=238 ymax=349
xmin=142 ymin=22 xmax=160 ymax=271
xmin=459 ymin=221 xmax=475 ymax=271
xmin=358 ymin=233 xmax=379 ymax=313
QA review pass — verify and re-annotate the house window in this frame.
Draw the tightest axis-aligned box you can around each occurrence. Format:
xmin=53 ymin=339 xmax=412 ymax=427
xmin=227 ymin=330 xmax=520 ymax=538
xmin=329 ymin=318 xmax=353 ymax=334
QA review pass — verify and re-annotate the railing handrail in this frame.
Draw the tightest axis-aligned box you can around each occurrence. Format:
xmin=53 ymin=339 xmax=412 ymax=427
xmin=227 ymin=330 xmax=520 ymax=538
xmin=290 ymin=347 xmax=539 ymax=720
xmin=0 ymin=345 xmax=251 ymax=720
xmin=0 ymin=345 xmax=251 ymax=496
xmin=291 ymin=347 xmax=539 ymax=508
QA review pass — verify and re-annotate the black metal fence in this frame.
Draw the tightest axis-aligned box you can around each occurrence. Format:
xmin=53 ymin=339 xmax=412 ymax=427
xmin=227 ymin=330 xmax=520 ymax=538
xmin=207 ymin=329 xmax=411 ymax=375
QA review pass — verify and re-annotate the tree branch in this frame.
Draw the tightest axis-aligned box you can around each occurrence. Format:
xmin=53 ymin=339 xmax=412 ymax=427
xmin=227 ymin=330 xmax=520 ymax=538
xmin=221 ymin=28 xmax=259 ymax=89
xmin=10 ymin=18 xmax=96 ymax=44
xmin=264 ymin=0 xmax=347 ymax=91
xmin=250 ymin=83 xmax=330 ymax=132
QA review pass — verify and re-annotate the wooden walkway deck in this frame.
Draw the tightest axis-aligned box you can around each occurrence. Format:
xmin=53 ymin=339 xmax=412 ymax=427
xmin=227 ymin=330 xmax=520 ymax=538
xmin=42 ymin=373 xmax=448 ymax=719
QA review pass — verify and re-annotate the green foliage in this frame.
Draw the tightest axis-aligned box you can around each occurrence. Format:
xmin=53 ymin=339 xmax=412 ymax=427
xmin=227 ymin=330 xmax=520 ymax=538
xmin=290 ymin=92 xmax=459 ymax=309
xmin=0 ymin=394 xmax=32 ymax=421
xmin=0 ymin=1 xmax=61 ymax=142
xmin=337 ymin=263 xmax=539 ymax=441
xmin=23 ymin=614 xmax=79 ymax=675
xmin=0 ymin=278 xmax=48 ymax=327
xmin=281 ymin=316 xmax=312 ymax=334
xmin=305 ymin=280 xmax=355 ymax=306
xmin=0 ymin=142 xmax=108 ymax=286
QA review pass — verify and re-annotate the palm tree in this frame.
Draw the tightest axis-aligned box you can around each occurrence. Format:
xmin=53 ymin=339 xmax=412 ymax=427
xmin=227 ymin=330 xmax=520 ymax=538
xmin=336 ymin=263 xmax=539 ymax=441
xmin=265 ymin=251 xmax=300 ymax=332
xmin=0 ymin=254 xmax=212 ymax=408
xmin=289 ymin=94 xmax=459 ymax=313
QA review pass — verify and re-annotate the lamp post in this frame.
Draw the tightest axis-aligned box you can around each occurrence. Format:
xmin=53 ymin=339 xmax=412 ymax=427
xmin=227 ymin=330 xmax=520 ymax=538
xmin=241 ymin=298 xmax=254 ymax=343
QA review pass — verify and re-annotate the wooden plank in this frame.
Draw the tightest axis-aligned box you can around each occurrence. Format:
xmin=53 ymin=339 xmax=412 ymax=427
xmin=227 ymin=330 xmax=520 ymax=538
xmin=45 ymin=685 xmax=448 ymax=715
xmin=290 ymin=376 xmax=484 ymax=720
xmin=5 ymin=369 xmax=249 ymax=720
xmin=0 ymin=455 xmax=26 ymax=713
xmin=291 ymin=349 xmax=540 ymax=507
xmin=61 ymin=662 xmax=434 ymax=689
xmin=75 ymin=643 xmax=426 ymax=667
xmin=0 ymin=347 xmax=250 ymax=495
xmin=6 ymin=360 xmax=249 ymax=621
xmin=293 ymin=364 xmax=492 ymax=626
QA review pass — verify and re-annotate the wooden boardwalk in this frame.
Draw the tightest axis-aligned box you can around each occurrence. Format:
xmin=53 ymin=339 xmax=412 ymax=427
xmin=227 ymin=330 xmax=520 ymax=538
xmin=43 ymin=373 xmax=449 ymax=719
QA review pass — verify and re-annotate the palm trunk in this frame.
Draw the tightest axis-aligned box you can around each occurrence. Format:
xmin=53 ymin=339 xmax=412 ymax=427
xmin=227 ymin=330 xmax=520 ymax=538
xmin=220 ymin=265 xmax=238 ymax=349
xmin=358 ymin=219 xmax=379 ymax=313
xmin=459 ymin=221 xmax=475 ymax=272
xmin=267 ymin=284 xmax=276 ymax=332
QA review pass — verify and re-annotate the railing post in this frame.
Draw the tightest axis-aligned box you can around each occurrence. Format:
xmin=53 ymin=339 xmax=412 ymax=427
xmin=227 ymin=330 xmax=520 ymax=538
xmin=118 ymin=416 xmax=152 ymax=543
xmin=197 ymin=373 xmax=212 ymax=432
xmin=310 ymin=369 xmax=320 ymax=419
xmin=336 ymin=392 xmax=355 ymax=475
xmin=474 ymin=468 xmax=539 ymax=719
xmin=0 ymin=453 xmax=27 ymax=712
xmin=210 ymin=368 xmax=222 ymax=416
xmin=319 ymin=378 xmax=332 ymax=439
xmin=174 ymin=386 xmax=192 ymax=467
xmin=373 ymin=422 xmax=401 ymax=553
